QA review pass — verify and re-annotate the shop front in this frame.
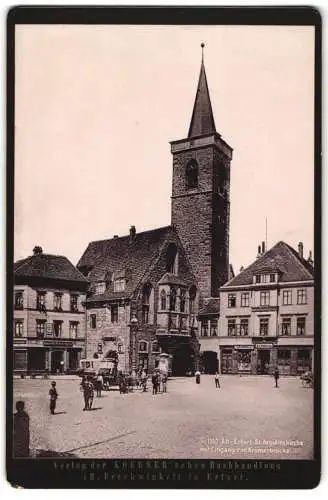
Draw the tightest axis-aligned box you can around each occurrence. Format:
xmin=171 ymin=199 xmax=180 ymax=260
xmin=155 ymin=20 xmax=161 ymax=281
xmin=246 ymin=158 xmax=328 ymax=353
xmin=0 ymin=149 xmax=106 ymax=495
xmin=220 ymin=345 xmax=253 ymax=374
xmin=276 ymin=347 xmax=312 ymax=375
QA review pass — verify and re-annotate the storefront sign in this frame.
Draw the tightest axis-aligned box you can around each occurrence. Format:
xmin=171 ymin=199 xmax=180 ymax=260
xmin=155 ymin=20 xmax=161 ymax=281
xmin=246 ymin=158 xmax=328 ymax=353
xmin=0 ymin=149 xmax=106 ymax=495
xmin=45 ymin=323 xmax=54 ymax=337
xmin=44 ymin=339 xmax=73 ymax=347
xmin=255 ymin=343 xmax=274 ymax=349
xmin=235 ymin=345 xmax=254 ymax=350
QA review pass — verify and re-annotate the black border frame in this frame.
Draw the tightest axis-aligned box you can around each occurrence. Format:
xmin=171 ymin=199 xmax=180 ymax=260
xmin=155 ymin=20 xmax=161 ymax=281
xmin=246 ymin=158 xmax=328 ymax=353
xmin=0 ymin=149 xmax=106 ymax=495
xmin=6 ymin=5 xmax=322 ymax=489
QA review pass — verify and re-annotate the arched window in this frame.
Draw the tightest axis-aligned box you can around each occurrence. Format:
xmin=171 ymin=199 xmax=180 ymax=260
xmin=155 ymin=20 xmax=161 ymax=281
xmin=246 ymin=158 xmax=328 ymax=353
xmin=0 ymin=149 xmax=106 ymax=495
xmin=186 ymin=160 xmax=198 ymax=188
xmin=180 ymin=289 xmax=186 ymax=312
xmin=189 ymin=286 xmax=197 ymax=314
xmin=170 ymin=287 xmax=177 ymax=311
xmin=166 ymin=243 xmax=178 ymax=274
xmin=138 ymin=341 xmax=148 ymax=353
xmin=160 ymin=289 xmax=167 ymax=310
xmin=142 ymin=283 xmax=153 ymax=324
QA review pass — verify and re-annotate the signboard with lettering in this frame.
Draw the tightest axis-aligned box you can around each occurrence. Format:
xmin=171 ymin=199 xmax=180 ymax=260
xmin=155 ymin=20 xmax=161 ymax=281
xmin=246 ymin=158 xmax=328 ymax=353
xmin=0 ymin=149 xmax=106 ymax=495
xmin=235 ymin=345 xmax=254 ymax=350
xmin=43 ymin=339 xmax=73 ymax=347
xmin=255 ymin=343 xmax=274 ymax=349
xmin=45 ymin=323 xmax=53 ymax=337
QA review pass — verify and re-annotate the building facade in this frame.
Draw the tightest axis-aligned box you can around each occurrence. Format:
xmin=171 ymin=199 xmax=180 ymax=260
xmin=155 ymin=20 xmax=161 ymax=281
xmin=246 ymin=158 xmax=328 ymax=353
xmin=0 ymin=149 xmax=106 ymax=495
xmin=216 ymin=241 xmax=314 ymax=375
xmin=13 ymin=247 xmax=88 ymax=373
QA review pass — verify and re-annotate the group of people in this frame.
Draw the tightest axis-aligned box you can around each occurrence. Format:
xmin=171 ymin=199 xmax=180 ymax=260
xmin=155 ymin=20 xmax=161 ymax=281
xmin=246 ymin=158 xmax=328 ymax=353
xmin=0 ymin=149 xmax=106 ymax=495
xmin=151 ymin=370 xmax=168 ymax=395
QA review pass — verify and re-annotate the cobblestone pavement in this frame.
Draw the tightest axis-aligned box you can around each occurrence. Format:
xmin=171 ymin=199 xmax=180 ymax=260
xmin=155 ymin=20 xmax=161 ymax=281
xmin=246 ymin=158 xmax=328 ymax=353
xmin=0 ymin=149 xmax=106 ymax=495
xmin=13 ymin=375 xmax=313 ymax=460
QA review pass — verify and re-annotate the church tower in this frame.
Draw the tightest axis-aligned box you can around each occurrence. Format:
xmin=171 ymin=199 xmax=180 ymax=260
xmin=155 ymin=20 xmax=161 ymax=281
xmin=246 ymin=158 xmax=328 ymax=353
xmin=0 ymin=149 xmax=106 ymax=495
xmin=170 ymin=45 xmax=233 ymax=299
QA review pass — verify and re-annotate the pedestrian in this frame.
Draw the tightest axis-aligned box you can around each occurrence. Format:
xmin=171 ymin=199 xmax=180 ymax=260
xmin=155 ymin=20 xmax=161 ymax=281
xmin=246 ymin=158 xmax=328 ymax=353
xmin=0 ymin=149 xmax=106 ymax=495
xmin=152 ymin=372 xmax=158 ymax=395
xmin=156 ymin=370 xmax=161 ymax=393
xmin=13 ymin=401 xmax=30 ymax=458
xmin=82 ymin=377 xmax=94 ymax=410
xmin=273 ymin=366 xmax=280 ymax=388
xmin=214 ymin=371 xmax=220 ymax=388
xmin=49 ymin=381 xmax=58 ymax=415
xmin=60 ymin=360 xmax=64 ymax=374
xmin=195 ymin=370 xmax=201 ymax=384
xmin=96 ymin=372 xmax=103 ymax=397
xmin=141 ymin=370 xmax=147 ymax=392
xmin=161 ymin=372 xmax=168 ymax=393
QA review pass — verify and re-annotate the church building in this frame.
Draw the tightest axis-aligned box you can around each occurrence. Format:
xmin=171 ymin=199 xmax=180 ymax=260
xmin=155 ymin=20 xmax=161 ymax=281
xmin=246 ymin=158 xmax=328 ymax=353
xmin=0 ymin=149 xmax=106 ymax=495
xmin=77 ymin=46 xmax=233 ymax=375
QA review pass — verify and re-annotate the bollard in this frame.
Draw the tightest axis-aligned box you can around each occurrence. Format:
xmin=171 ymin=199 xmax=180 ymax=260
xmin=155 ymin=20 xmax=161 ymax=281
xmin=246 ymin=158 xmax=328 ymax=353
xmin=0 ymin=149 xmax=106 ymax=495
xmin=13 ymin=401 xmax=30 ymax=458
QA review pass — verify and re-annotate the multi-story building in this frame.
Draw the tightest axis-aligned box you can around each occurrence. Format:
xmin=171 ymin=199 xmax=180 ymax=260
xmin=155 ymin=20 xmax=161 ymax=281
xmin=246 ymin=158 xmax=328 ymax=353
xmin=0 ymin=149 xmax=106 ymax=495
xmin=13 ymin=246 xmax=88 ymax=373
xmin=216 ymin=241 xmax=314 ymax=375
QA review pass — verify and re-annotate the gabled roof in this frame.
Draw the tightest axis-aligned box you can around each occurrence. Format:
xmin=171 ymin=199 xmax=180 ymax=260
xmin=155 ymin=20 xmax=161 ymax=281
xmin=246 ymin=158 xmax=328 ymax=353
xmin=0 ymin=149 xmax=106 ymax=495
xmin=14 ymin=253 xmax=88 ymax=283
xmin=78 ymin=226 xmax=187 ymax=301
xmin=188 ymin=59 xmax=216 ymax=138
xmin=158 ymin=273 xmax=190 ymax=287
xmin=222 ymin=241 xmax=314 ymax=288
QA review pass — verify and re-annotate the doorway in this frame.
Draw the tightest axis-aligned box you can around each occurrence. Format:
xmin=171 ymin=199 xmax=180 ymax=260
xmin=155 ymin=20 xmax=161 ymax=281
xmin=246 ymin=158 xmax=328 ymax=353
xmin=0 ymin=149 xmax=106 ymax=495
xmin=257 ymin=349 xmax=270 ymax=374
xmin=52 ymin=350 xmax=64 ymax=373
xmin=201 ymin=351 xmax=218 ymax=374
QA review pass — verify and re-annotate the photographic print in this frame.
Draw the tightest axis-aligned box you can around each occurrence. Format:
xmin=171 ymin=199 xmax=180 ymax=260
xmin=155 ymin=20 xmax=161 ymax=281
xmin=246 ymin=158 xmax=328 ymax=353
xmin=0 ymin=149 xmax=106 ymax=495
xmin=7 ymin=6 xmax=321 ymax=489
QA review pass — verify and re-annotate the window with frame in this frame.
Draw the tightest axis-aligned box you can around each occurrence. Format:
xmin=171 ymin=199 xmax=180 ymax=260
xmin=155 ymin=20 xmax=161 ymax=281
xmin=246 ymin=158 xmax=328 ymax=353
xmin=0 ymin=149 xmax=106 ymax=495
xmin=69 ymin=321 xmax=79 ymax=338
xmin=138 ymin=341 xmax=148 ymax=353
xmin=296 ymin=317 xmax=306 ymax=336
xmin=210 ymin=319 xmax=218 ymax=337
xmin=160 ymin=289 xmax=167 ymax=310
xmin=14 ymin=320 xmax=24 ymax=337
xmin=297 ymin=289 xmax=307 ymax=305
xmin=151 ymin=341 xmax=160 ymax=353
xmin=95 ymin=282 xmax=106 ymax=295
xmin=259 ymin=317 xmax=269 ymax=336
xmin=240 ymin=292 xmax=249 ymax=307
xmin=201 ymin=320 xmax=209 ymax=337
xmin=14 ymin=291 xmax=24 ymax=310
xmin=53 ymin=320 xmax=62 ymax=338
xmin=114 ymin=279 xmax=125 ymax=292
xmin=227 ymin=319 xmax=237 ymax=336
xmin=255 ymin=275 xmax=261 ymax=284
xmin=90 ymin=314 xmax=97 ymax=329
xmin=260 ymin=291 xmax=270 ymax=306
xmin=228 ymin=294 xmax=237 ymax=308
xmin=169 ymin=287 xmax=177 ymax=311
xmin=282 ymin=290 xmax=292 ymax=305
xmin=180 ymin=290 xmax=186 ymax=313
xmin=240 ymin=318 xmax=249 ymax=336
xmin=36 ymin=319 xmax=46 ymax=338
xmin=70 ymin=294 xmax=78 ymax=312
xmin=142 ymin=283 xmax=152 ymax=324
xmin=111 ymin=305 xmax=118 ymax=323
xmin=54 ymin=293 xmax=63 ymax=311
xmin=270 ymin=273 xmax=276 ymax=283
xmin=281 ymin=317 xmax=291 ymax=336
xmin=186 ymin=160 xmax=198 ymax=188
xmin=36 ymin=292 xmax=46 ymax=311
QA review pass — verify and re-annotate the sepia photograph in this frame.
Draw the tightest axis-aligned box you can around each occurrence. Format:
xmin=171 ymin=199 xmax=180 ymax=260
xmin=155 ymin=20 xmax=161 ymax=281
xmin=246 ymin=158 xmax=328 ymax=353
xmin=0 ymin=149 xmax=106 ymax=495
xmin=8 ymin=8 xmax=320 ymax=488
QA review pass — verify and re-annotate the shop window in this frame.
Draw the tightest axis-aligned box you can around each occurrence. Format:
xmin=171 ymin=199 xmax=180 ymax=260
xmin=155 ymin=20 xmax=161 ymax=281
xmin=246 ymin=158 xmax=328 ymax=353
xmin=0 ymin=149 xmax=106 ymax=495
xmin=36 ymin=319 xmax=46 ymax=338
xmin=296 ymin=317 xmax=306 ymax=336
xmin=228 ymin=294 xmax=236 ymax=308
xmin=189 ymin=286 xmax=197 ymax=314
xmin=281 ymin=317 xmax=291 ymax=336
xmin=111 ymin=305 xmax=118 ymax=323
xmin=297 ymin=289 xmax=307 ymax=305
xmin=201 ymin=320 xmax=209 ymax=337
xmin=138 ymin=341 xmax=148 ymax=353
xmin=240 ymin=292 xmax=249 ymax=307
xmin=186 ymin=160 xmax=198 ymax=188
xmin=227 ymin=319 xmax=236 ymax=336
xmin=240 ymin=318 xmax=249 ymax=336
xmin=53 ymin=320 xmax=62 ymax=338
xmin=36 ymin=291 xmax=46 ymax=311
xmin=260 ymin=291 xmax=270 ymax=306
xmin=90 ymin=314 xmax=97 ymax=329
xmin=282 ymin=290 xmax=292 ymax=305
xmin=160 ymin=289 xmax=167 ymax=310
xmin=54 ymin=293 xmax=63 ymax=311
xmin=14 ymin=291 xmax=24 ymax=310
xmin=169 ymin=287 xmax=177 ymax=311
xmin=14 ymin=320 xmax=24 ymax=337
xmin=277 ymin=349 xmax=291 ymax=362
xmin=69 ymin=321 xmax=79 ymax=338
xmin=210 ymin=319 xmax=218 ymax=337
xmin=70 ymin=294 xmax=78 ymax=312
xmin=259 ymin=317 xmax=269 ymax=336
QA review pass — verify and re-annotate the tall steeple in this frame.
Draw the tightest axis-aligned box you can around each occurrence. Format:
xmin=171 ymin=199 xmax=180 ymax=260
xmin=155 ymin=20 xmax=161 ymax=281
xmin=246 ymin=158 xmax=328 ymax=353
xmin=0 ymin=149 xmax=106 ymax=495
xmin=188 ymin=43 xmax=216 ymax=138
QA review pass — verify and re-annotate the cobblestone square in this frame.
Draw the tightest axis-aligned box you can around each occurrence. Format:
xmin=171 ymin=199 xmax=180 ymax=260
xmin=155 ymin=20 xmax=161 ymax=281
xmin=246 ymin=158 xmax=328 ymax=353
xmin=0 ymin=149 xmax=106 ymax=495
xmin=13 ymin=375 xmax=313 ymax=460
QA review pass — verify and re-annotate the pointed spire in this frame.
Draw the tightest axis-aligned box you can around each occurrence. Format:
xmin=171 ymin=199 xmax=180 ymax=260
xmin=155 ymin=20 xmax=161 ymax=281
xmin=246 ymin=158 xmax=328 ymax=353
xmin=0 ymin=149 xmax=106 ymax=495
xmin=188 ymin=43 xmax=216 ymax=138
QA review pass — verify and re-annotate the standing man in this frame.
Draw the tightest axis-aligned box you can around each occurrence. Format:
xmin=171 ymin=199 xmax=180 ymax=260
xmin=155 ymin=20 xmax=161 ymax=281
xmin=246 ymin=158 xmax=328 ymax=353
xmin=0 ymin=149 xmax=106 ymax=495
xmin=273 ymin=366 xmax=280 ymax=388
xmin=96 ymin=372 xmax=103 ymax=397
xmin=82 ymin=377 xmax=94 ymax=410
xmin=141 ymin=370 xmax=147 ymax=392
xmin=161 ymin=372 xmax=168 ymax=393
xmin=13 ymin=401 xmax=30 ymax=457
xmin=214 ymin=371 xmax=220 ymax=388
xmin=49 ymin=381 xmax=58 ymax=415
xmin=152 ymin=371 xmax=158 ymax=395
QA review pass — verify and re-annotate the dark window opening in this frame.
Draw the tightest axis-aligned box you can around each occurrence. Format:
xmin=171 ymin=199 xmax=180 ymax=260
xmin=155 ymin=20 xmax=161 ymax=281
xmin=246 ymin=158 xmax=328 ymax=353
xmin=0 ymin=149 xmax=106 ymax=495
xmin=186 ymin=160 xmax=198 ymax=188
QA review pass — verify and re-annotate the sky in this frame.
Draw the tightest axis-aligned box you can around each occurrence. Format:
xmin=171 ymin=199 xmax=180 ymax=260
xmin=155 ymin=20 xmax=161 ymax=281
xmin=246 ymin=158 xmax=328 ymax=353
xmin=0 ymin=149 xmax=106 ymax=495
xmin=14 ymin=24 xmax=315 ymax=273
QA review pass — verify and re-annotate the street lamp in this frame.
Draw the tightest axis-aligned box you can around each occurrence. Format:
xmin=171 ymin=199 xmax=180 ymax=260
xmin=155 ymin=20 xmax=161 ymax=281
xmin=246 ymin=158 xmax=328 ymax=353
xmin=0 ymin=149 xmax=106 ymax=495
xmin=129 ymin=314 xmax=138 ymax=374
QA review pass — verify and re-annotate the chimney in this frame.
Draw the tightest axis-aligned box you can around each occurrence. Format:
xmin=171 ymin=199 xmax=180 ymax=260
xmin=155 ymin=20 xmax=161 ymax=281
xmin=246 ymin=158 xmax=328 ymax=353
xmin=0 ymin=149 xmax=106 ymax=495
xmin=113 ymin=235 xmax=118 ymax=239
xmin=33 ymin=246 xmax=43 ymax=255
xmin=129 ymin=225 xmax=136 ymax=242
xmin=308 ymin=250 xmax=313 ymax=265
xmin=257 ymin=244 xmax=261 ymax=258
xmin=298 ymin=241 xmax=304 ymax=259
xmin=261 ymin=241 xmax=266 ymax=254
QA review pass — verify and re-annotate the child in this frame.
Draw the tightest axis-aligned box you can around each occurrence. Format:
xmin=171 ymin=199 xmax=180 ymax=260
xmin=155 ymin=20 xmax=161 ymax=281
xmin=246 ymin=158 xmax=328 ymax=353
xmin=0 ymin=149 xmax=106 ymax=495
xmin=49 ymin=381 xmax=58 ymax=415
xmin=214 ymin=371 xmax=220 ymax=388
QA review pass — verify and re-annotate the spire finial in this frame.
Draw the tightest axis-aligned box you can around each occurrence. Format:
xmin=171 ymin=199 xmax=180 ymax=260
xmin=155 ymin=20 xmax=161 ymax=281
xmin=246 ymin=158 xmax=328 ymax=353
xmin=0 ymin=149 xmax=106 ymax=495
xmin=201 ymin=42 xmax=205 ymax=63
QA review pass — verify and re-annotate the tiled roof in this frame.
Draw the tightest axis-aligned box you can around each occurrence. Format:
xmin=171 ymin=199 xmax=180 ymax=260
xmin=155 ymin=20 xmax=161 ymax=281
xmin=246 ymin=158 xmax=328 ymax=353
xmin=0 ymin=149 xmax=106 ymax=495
xmin=199 ymin=297 xmax=220 ymax=316
xmin=14 ymin=253 xmax=88 ymax=283
xmin=222 ymin=241 xmax=314 ymax=288
xmin=78 ymin=226 xmax=177 ymax=300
